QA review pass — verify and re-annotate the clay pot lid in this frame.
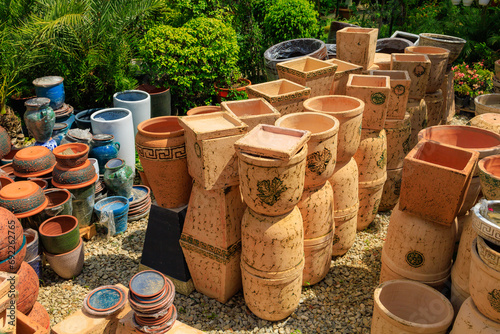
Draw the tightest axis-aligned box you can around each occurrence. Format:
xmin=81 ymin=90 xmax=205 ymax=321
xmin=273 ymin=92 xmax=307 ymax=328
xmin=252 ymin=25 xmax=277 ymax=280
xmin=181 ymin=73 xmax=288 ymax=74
xmin=39 ymin=215 xmax=78 ymax=237
xmin=13 ymin=147 xmax=56 ymax=177
xmin=53 ymin=123 xmax=68 ymax=132
xmin=129 ymin=270 xmax=166 ymax=299
xmin=52 ymin=160 xmax=98 ymax=190
xmin=53 ymin=143 xmax=89 ymax=159
xmin=32 ymin=76 xmax=64 ymax=87
xmin=0 ymin=181 xmax=49 ymax=218
xmin=137 ymin=117 xmax=184 ymax=138
xmin=25 ymin=97 xmax=50 ymax=108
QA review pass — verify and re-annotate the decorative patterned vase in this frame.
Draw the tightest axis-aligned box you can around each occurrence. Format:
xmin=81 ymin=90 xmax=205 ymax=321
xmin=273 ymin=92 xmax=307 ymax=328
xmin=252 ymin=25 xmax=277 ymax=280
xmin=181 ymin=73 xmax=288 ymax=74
xmin=89 ymin=134 xmax=120 ymax=171
xmin=405 ymin=46 xmax=450 ymax=94
xmin=24 ymin=97 xmax=56 ymax=143
xmin=391 ymin=53 xmax=431 ymax=100
xmin=103 ymin=158 xmax=134 ymax=199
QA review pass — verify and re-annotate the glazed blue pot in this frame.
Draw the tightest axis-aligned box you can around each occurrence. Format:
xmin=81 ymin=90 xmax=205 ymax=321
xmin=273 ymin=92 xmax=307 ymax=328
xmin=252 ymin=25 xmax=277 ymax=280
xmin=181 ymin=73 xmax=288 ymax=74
xmin=33 ymin=76 xmax=65 ymax=110
xmin=94 ymin=196 xmax=129 ymax=234
xmin=89 ymin=134 xmax=120 ymax=171
xmin=34 ymin=138 xmax=58 ymax=151
xmin=24 ymin=98 xmax=56 ymax=143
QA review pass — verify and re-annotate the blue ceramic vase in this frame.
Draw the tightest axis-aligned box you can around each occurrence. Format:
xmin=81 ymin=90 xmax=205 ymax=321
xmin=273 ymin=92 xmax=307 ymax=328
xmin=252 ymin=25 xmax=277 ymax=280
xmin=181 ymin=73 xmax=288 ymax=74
xmin=34 ymin=138 xmax=58 ymax=151
xmin=24 ymin=98 xmax=56 ymax=143
xmin=104 ymin=158 xmax=134 ymax=198
xmin=33 ymin=76 xmax=65 ymax=110
xmin=89 ymin=134 xmax=120 ymax=171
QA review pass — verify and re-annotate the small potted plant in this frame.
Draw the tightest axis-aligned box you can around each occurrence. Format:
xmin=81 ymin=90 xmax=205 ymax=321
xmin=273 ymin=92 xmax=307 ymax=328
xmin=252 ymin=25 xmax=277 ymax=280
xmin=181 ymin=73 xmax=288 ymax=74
xmin=214 ymin=71 xmax=251 ymax=103
xmin=453 ymin=62 xmax=494 ymax=110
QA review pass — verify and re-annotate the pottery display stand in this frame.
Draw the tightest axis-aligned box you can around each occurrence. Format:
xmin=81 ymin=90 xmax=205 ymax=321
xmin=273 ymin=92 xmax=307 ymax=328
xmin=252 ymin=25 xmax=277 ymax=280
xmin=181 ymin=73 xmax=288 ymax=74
xmin=79 ymin=224 xmax=96 ymax=240
xmin=336 ymin=27 xmax=378 ymax=70
xmin=116 ymin=311 xmax=203 ymax=334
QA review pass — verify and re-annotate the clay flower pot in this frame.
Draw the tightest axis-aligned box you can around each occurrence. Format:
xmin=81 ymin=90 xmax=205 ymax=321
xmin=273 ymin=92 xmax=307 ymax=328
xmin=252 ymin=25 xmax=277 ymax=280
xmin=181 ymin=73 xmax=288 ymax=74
xmin=475 ymin=94 xmax=500 ymax=115
xmin=477 ymin=235 xmax=500 ymax=272
xmin=45 ymin=237 xmax=84 ymax=279
xmin=346 ymin=74 xmax=391 ymax=130
xmin=276 ymin=56 xmax=337 ymax=97
xmin=43 ymin=188 xmax=72 ymax=217
xmin=0 ymin=176 xmax=13 ymax=189
xmin=303 ymin=230 xmax=333 ymax=286
xmin=52 ymin=159 xmax=98 ymax=189
xmin=424 ymin=90 xmax=444 ymax=127
xmin=113 ymin=90 xmax=151 ymax=136
xmin=399 ymin=140 xmax=479 ymax=225
xmin=405 ymin=46 xmax=450 ymax=93
xmin=221 ymin=98 xmax=280 ymax=131
xmin=384 ymin=113 xmax=411 ymax=170
xmin=275 ymin=112 xmax=339 ymax=188
xmin=12 ymin=146 xmax=56 ymax=178
xmin=469 ymin=113 xmax=500 ymax=135
xmin=354 ymin=128 xmax=387 ymax=183
xmin=368 ymin=70 xmax=411 ymax=120
xmin=0 ymin=181 xmax=48 ymax=219
xmin=379 ymin=167 xmax=403 ymax=212
xmin=27 ymin=302 xmax=50 ymax=329
xmin=298 ymin=181 xmax=334 ymax=239
xmin=451 ymin=297 xmax=500 ymax=333
xmin=53 ymin=143 xmax=89 ymax=168
xmin=418 ymin=33 xmax=466 ymax=66
xmin=391 ymin=53 xmax=431 ymax=99
xmin=245 ymin=79 xmax=311 ymax=115
xmin=39 ymin=215 xmax=80 ymax=254
xmin=0 ymin=234 xmax=25 ymax=273
xmin=186 ymin=105 xmax=221 ymax=116
xmin=373 ymin=53 xmax=392 ymax=70
xmin=0 ymin=207 xmax=24 ymax=261
xmin=479 ymin=155 xmax=500 ymax=200
xmin=325 ymin=59 xmax=363 ymax=95
xmin=94 ymin=196 xmax=129 ymax=234
xmin=357 ymin=176 xmax=386 ymax=231
xmin=336 ymin=27 xmax=379 ymax=70
xmin=16 ymin=261 xmax=40 ymax=314
xmin=371 ymin=280 xmax=454 ymax=334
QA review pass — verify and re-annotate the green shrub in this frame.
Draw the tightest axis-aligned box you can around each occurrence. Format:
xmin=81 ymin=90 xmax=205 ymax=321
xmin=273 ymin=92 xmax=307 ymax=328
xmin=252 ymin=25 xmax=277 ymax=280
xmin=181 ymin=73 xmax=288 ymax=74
xmin=139 ymin=17 xmax=240 ymax=114
xmin=263 ymin=0 xmax=319 ymax=46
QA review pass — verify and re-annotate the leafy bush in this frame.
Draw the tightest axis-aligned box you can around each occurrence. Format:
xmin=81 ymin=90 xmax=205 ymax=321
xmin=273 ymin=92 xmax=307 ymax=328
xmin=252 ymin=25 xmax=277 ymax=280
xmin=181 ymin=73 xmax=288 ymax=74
xmin=139 ymin=17 xmax=240 ymax=114
xmin=453 ymin=62 xmax=493 ymax=98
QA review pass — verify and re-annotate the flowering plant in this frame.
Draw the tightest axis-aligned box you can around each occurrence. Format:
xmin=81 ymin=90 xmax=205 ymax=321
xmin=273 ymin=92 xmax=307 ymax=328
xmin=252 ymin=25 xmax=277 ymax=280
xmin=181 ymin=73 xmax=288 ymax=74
xmin=452 ymin=62 xmax=493 ymax=98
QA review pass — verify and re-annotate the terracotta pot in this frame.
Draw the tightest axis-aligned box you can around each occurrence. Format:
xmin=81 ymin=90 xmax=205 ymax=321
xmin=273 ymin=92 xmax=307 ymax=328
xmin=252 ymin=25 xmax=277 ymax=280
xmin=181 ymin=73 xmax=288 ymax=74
xmin=52 ymin=143 xmax=89 ymax=168
xmin=13 ymin=146 xmax=56 ymax=178
xmin=469 ymin=113 xmax=500 ymax=135
xmin=470 ymin=238 xmax=500 ymax=322
xmin=369 ymin=70 xmax=411 ymax=120
xmin=186 ymin=105 xmax=221 ymax=116
xmin=391 ymin=53 xmax=431 ymax=99
xmin=214 ymin=78 xmax=251 ymax=103
xmin=329 ymin=158 xmax=359 ymax=217
xmin=346 ymin=75 xmax=391 ymax=130
xmin=297 ymin=181 xmax=334 ymax=239
xmin=246 ymin=79 xmax=311 ymax=116
xmin=27 ymin=301 xmax=50 ymax=329
xmin=17 ymin=261 xmax=39 ymax=314
xmin=275 ymin=112 xmax=339 ymax=187
xmin=451 ymin=297 xmax=500 ymax=333
xmin=325 ymin=59 xmax=363 ymax=95
xmin=379 ymin=167 xmax=403 ymax=212
xmin=39 ymin=215 xmax=79 ymax=254
xmin=327 ymin=21 xmax=358 ymax=44
xmin=385 ymin=113 xmax=411 ymax=170
xmin=45 ymin=237 xmax=84 ymax=279
xmin=419 ymin=33 xmax=466 ymax=66
xmin=399 ymin=140 xmax=479 ymax=226
xmin=0 ymin=207 xmax=23 ymax=261
xmin=479 ymin=155 xmax=500 ymax=200
xmin=0 ymin=181 xmax=48 ymax=219
xmin=303 ymin=230 xmax=333 ymax=286
xmin=371 ymin=280 xmax=454 ymax=334
xmin=0 ymin=176 xmax=13 ymax=188
xmin=303 ymin=95 xmax=364 ymax=163
xmin=477 ymin=235 xmax=500 ymax=272
xmin=241 ymin=259 xmax=303 ymax=321
xmin=442 ymin=70 xmax=455 ymax=124
xmin=138 ymin=170 xmax=150 ymax=188
xmin=407 ymin=98 xmax=427 ymax=148
xmin=336 ymin=27 xmax=378 ymax=70
xmin=373 ymin=53 xmax=391 ymax=70
xmin=43 ymin=188 xmax=72 ymax=218
xmin=458 ymin=173 xmax=481 ymax=222
xmin=237 ymin=148 xmax=307 ymax=217
xmin=379 ymin=260 xmax=450 ymax=291
xmin=0 ymin=126 xmax=11 ymax=160
xmin=405 ymin=46 xmax=450 ymax=93
xmin=451 ymin=211 xmax=477 ymax=299
xmin=382 ymin=203 xmax=456 ymax=282
xmin=179 ymin=112 xmax=247 ymax=191
xmin=52 ymin=159 xmax=98 ymax=189
xmin=276 ymin=57 xmax=337 ymax=97
xmin=222 ymin=98 xmax=280 ymax=131
xmin=451 ymin=277 xmax=470 ymax=315
xmin=135 ymin=116 xmax=192 ymax=208
xmin=475 ymin=94 xmax=500 ymax=116
xmin=241 ymin=206 xmax=303 ymax=272
xmin=357 ymin=175 xmax=386 ymax=230
xmin=0 ymin=234 xmax=25 ymax=273
xmin=424 ymin=90 xmax=444 ymax=127
xmin=354 ymin=128 xmax=387 ymax=183
xmin=332 ymin=206 xmax=358 ymax=256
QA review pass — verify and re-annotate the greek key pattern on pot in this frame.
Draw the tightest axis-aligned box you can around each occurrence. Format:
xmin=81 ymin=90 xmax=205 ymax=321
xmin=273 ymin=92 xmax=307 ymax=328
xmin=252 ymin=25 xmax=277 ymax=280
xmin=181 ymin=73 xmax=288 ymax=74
xmin=136 ymin=143 xmax=187 ymax=161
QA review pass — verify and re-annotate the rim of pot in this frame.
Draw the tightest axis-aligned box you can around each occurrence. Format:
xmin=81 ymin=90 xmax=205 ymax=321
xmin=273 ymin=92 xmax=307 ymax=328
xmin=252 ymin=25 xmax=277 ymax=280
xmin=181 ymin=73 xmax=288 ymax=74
xmin=405 ymin=45 xmax=450 ymax=56
xmin=419 ymin=33 xmax=466 ymax=45
xmin=91 ymin=108 xmax=132 ymax=124
xmin=92 ymin=134 xmax=114 ymax=142
xmin=418 ymin=125 xmax=500 ymax=153
xmin=53 ymin=143 xmax=89 ymax=159
xmin=39 ymin=215 xmax=79 ymax=237
xmin=113 ymin=90 xmax=150 ymax=103
xmin=475 ymin=93 xmax=500 ymax=105
xmin=105 ymin=158 xmax=125 ymax=170
xmin=236 ymin=146 xmax=307 ymax=168
xmin=303 ymin=95 xmax=365 ymax=118
xmin=275 ymin=112 xmax=340 ymax=142
xmin=44 ymin=188 xmax=71 ymax=208
xmin=137 ymin=116 xmax=184 ymax=139
xmin=32 ymin=76 xmax=64 ymax=87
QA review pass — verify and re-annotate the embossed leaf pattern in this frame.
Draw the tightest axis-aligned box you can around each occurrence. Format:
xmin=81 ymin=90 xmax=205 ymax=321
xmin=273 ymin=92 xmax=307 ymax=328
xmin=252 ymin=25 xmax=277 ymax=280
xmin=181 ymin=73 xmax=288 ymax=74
xmin=257 ymin=177 xmax=288 ymax=206
xmin=307 ymin=148 xmax=332 ymax=175
xmin=488 ymin=289 xmax=500 ymax=313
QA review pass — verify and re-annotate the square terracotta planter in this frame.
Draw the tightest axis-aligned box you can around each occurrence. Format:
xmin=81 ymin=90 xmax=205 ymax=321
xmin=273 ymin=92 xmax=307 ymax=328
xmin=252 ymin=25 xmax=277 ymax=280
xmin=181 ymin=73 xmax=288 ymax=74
xmin=399 ymin=140 xmax=479 ymax=226
xmin=336 ymin=27 xmax=379 ymax=70
xmin=221 ymin=98 xmax=280 ymax=131
xmin=276 ymin=56 xmax=337 ymax=97
xmin=369 ymin=70 xmax=411 ymax=120
xmin=346 ymin=74 xmax=391 ymax=130
xmin=179 ymin=112 xmax=248 ymax=190
xmin=391 ymin=53 xmax=431 ymax=100
xmin=246 ymin=79 xmax=311 ymax=116
xmin=326 ymin=59 xmax=363 ymax=95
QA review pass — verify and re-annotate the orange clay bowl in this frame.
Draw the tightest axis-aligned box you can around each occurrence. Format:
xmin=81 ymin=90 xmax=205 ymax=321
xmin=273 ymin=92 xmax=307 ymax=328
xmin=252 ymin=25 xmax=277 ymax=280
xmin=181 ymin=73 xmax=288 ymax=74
xmin=52 ymin=143 xmax=90 ymax=168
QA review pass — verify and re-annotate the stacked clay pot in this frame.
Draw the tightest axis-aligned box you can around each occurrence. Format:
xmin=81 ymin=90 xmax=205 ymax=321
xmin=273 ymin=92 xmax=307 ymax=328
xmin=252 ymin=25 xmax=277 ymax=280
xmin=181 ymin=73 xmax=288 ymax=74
xmin=275 ymin=112 xmax=339 ymax=286
xmin=236 ymin=125 xmax=309 ymax=321
xmin=303 ymin=95 xmax=364 ymax=256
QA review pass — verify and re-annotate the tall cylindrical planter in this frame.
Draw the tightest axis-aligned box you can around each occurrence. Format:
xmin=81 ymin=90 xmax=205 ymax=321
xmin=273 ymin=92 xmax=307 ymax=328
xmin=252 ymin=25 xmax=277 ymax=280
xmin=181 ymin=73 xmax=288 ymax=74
xmin=32 ymin=76 xmax=65 ymax=110
xmin=113 ymin=90 xmax=151 ymax=136
xmin=424 ymin=89 xmax=444 ymax=127
xmin=135 ymin=117 xmax=192 ymax=209
xmin=90 ymin=108 xmax=136 ymax=173
xmin=391 ymin=53 xmax=431 ymax=100
xmin=385 ymin=113 xmax=411 ymax=170
xmin=137 ymin=84 xmax=171 ymax=118
xmin=407 ymin=98 xmax=428 ymax=148
xmin=24 ymin=98 xmax=56 ymax=143
xmin=379 ymin=167 xmax=403 ymax=212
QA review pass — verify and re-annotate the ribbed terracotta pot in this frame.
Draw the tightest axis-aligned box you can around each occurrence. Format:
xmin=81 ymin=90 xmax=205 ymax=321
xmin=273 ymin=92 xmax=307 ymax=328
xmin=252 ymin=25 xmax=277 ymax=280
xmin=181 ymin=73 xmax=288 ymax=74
xmin=405 ymin=46 xmax=450 ymax=94
xmin=391 ymin=53 xmax=431 ymax=100
xmin=451 ymin=211 xmax=476 ymax=300
xmin=303 ymin=230 xmax=333 ymax=286
xmin=357 ymin=175 xmax=386 ymax=230
xmin=325 ymin=59 xmax=363 ymax=95
xmin=303 ymin=95 xmax=364 ymax=163
xmin=241 ymin=207 xmax=303 ymax=272
xmin=371 ymin=280 xmax=454 ymax=334
xmin=424 ymin=90 xmax=444 ymax=127
xmin=479 ymin=155 xmax=500 ymax=200
xmin=275 ymin=112 xmax=339 ymax=188
xmin=469 ymin=113 xmax=500 ymax=135
xmin=385 ymin=113 xmax=411 ymax=170
xmin=379 ymin=167 xmax=403 ymax=212
xmin=17 ymin=261 xmax=39 ymax=314
xmin=407 ymin=98 xmax=428 ymax=148
xmin=354 ymin=128 xmax=387 ymax=183
xmin=336 ymin=27 xmax=379 ymax=70
xmin=451 ymin=297 xmax=500 ymax=334
xmin=241 ymin=258 xmax=303 ymax=321
xmin=135 ymin=116 xmax=192 ymax=209
xmin=297 ymin=182 xmax=334 ymax=240
xmin=382 ymin=203 xmax=456 ymax=282
xmin=237 ymin=148 xmax=306 ymax=217
xmin=369 ymin=70 xmax=411 ymax=120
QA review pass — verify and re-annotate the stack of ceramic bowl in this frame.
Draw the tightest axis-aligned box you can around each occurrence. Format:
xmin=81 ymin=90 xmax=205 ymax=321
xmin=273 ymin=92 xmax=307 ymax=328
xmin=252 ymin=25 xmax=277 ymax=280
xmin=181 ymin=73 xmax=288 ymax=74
xmin=128 ymin=185 xmax=151 ymax=221
xmin=0 ymin=181 xmax=49 ymax=221
xmin=94 ymin=196 xmax=129 ymax=234
xmin=82 ymin=285 xmax=127 ymax=316
xmin=12 ymin=146 xmax=56 ymax=180
xmin=128 ymin=270 xmax=177 ymax=333
xmin=39 ymin=215 xmax=84 ymax=279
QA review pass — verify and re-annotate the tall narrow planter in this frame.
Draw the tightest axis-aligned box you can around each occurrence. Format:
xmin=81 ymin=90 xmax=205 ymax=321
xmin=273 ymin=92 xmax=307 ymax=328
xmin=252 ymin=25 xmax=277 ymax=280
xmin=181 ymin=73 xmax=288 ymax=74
xmin=385 ymin=113 xmax=411 ymax=170
xmin=137 ymin=84 xmax=171 ymax=118
xmin=405 ymin=46 xmax=450 ymax=93
xmin=113 ymin=90 xmax=151 ymax=136
xmin=391 ymin=53 xmax=431 ymax=100
xmin=91 ymin=108 xmax=136 ymax=173
xmin=369 ymin=70 xmax=411 ymax=120
xmin=135 ymin=116 xmax=192 ymax=209
xmin=33 ymin=76 xmax=65 ymax=110
xmin=336 ymin=27 xmax=379 ymax=70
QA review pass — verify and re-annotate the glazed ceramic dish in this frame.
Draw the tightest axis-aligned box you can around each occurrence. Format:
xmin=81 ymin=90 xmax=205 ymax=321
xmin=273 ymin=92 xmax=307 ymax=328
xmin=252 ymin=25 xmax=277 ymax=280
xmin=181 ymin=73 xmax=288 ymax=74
xmin=13 ymin=146 xmax=56 ymax=178
xmin=82 ymin=285 xmax=127 ymax=316
xmin=53 ymin=143 xmax=90 ymax=168
xmin=0 ymin=181 xmax=48 ymax=218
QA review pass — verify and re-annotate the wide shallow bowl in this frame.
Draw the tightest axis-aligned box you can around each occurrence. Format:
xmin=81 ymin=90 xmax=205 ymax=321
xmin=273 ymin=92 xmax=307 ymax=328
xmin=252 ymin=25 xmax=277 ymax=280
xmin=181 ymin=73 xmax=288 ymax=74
xmin=13 ymin=146 xmax=56 ymax=178
xmin=0 ymin=234 xmax=26 ymax=272
xmin=45 ymin=237 xmax=84 ymax=279
xmin=472 ymin=200 xmax=500 ymax=246
xmin=39 ymin=215 xmax=80 ymax=254
xmin=53 ymin=143 xmax=90 ymax=168
xmin=0 ymin=181 xmax=48 ymax=218
xmin=82 ymin=285 xmax=127 ymax=316
xmin=477 ymin=235 xmax=500 ymax=272
xmin=475 ymin=94 xmax=500 ymax=115
xmin=52 ymin=159 xmax=98 ymax=189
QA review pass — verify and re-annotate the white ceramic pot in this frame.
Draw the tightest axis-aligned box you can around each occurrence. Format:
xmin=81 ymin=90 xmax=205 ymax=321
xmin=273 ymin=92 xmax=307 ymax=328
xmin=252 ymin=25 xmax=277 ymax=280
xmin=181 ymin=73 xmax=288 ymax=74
xmin=451 ymin=0 xmax=461 ymax=5
xmin=462 ymin=0 xmax=473 ymax=5
xmin=90 ymin=108 xmax=135 ymax=173
xmin=478 ymin=0 xmax=491 ymax=5
xmin=113 ymin=90 xmax=151 ymax=136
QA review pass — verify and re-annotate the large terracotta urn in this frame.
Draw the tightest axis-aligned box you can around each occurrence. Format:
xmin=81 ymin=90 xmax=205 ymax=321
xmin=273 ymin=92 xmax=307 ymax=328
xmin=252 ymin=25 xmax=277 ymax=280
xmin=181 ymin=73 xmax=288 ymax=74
xmin=135 ymin=116 xmax=192 ymax=209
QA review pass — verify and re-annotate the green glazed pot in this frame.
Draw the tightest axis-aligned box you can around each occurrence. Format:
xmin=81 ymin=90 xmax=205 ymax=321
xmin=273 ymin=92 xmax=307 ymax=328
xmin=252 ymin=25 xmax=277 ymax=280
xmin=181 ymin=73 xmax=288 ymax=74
xmin=39 ymin=215 xmax=80 ymax=254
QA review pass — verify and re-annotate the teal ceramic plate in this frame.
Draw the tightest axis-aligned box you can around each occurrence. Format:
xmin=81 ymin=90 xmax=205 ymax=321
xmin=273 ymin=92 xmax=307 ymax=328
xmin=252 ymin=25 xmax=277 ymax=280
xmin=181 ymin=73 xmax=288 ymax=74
xmin=129 ymin=270 xmax=165 ymax=299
